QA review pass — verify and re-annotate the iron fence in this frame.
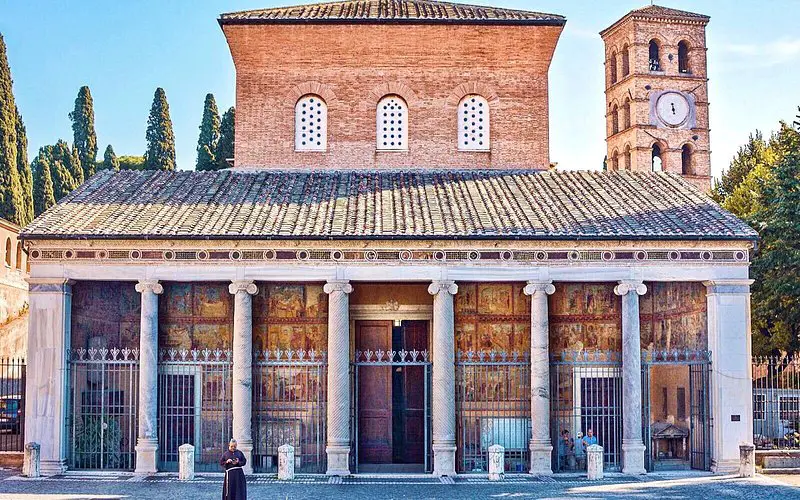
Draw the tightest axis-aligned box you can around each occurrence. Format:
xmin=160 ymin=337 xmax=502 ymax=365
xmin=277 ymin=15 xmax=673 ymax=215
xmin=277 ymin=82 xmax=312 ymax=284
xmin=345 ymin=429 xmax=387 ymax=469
xmin=252 ymin=349 xmax=327 ymax=473
xmin=67 ymin=348 xmax=139 ymax=470
xmin=550 ymin=350 xmax=623 ymax=472
xmin=455 ymin=350 xmax=531 ymax=473
xmin=0 ymin=358 xmax=25 ymax=453
xmin=158 ymin=348 xmax=233 ymax=472
xmin=753 ymin=355 xmax=800 ymax=449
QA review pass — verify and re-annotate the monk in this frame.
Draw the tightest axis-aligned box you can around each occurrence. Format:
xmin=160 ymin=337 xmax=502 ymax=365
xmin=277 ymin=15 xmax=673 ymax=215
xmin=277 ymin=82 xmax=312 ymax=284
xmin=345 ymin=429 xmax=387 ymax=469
xmin=220 ymin=439 xmax=247 ymax=500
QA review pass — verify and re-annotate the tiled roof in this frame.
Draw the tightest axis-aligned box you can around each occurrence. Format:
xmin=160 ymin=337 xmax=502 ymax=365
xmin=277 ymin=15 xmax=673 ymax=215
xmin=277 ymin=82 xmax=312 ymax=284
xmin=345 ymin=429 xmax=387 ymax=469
xmin=631 ymin=5 xmax=709 ymax=21
xmin=219 ymin=0 xmax=566 ymax=25
xmin=21 ymin=169 xmax=756 ymax=241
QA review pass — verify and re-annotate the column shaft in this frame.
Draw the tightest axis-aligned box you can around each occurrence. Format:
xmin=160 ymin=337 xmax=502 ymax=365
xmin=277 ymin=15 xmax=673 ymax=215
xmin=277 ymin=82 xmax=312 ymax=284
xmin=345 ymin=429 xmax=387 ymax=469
xmin=135 ymin=280 xmax=163 ymax=474
xmin=230 ymin=280 xmax=258 ymax=474
xmin=324 ymin=280 xmax=353 ymax=476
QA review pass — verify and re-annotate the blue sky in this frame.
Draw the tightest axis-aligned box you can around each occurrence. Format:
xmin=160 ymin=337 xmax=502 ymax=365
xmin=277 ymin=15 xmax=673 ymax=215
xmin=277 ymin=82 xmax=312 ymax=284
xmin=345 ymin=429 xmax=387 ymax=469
xmin=2 ymin=0 xmax=799 ymax=178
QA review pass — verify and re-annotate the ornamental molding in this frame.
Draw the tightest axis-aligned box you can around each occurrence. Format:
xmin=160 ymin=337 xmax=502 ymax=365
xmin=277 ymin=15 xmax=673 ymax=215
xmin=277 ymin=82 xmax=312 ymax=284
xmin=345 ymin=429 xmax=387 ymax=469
xmin=324 ymin=280 xmax=353 ymax=295
xmin=428 ymin=280 xmax=458 ymax=296
xmin=229 ymin=280 xmax=258 ymax=295
xmin=614 ymin=280 xmax=647 ymax=296
xmin=524 ymin=281 xmax=555 ymax=296
xmin=135 ymin=279 xmax=163 ymax=295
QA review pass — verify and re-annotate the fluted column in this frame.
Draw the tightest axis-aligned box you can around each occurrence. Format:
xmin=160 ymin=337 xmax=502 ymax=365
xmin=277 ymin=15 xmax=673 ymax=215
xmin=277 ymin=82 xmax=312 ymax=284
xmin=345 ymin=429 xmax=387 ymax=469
xmin=324 ymin=280 xmax=353 ymax=476
xmin=229 ymin=280 xmax=258 ymax=474
xmin=135 ymin=279 xmax=163 ymax=474
xmin=428 ymin=280 xmax=458 ymax=477
xmin=614 ymin=280 xmax=647 ymax=475
xmin=524 ymin=281 xmax=555 ymax=475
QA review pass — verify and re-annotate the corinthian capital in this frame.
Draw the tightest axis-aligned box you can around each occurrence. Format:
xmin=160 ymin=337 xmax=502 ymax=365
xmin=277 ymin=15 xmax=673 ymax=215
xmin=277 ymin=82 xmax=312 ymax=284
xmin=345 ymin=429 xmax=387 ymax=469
xmin=614 ymin=280 xmax=647 ymax=296
xmin=135 ymin=279 xmax=163 ymax=295
xmin=229 ymin=280 xmax=258 ymax=295
xmin=324 ymin=280 xmax=353 ymax=295
xmin=428 ymin=280 xmax=458 ymax=296
xmin=524 ymin=281 xmax=555 ymax=296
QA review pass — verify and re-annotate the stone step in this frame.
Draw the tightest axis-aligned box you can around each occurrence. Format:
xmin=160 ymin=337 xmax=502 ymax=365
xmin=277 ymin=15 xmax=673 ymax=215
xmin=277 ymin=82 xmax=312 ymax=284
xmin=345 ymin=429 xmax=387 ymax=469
xmin=760 ymin=467 xmax=800 ymax=475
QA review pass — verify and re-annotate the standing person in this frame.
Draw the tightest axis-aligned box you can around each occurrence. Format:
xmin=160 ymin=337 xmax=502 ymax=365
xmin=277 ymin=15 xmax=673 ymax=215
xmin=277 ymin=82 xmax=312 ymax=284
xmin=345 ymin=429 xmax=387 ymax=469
xmin=558 ymin=429 xmax=575 ymax=471
xmin=574 ymin=431 xmax=586 ymax=470
xmin=220 ymin=439 xmax=247 ymax=500
xmin=583 ymin=428 xmax=599 ymax=449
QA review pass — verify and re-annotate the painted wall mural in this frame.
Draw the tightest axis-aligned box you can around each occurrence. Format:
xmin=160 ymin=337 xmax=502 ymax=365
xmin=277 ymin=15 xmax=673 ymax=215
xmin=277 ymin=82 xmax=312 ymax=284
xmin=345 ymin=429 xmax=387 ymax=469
xmin=71 ymin=281 xmax=140 ymax=350
xmin=549 ymin=283 xmax=622 ymax=353
xmin=253 ymin=283 xmax=328 ymax=353
xmin=455 ymin=283 xmax=530 ymax=354
xmin=159 ymin=282 xmax=233 ymax=350
xmin=640 ymin=282 xmax=708 ymax=351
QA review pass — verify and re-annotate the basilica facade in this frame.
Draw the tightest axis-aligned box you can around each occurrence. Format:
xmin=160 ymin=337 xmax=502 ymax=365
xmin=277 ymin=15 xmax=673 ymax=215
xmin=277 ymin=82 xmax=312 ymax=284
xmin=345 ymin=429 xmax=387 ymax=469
xmin=22 ymin=1 xmax=755 ymax=477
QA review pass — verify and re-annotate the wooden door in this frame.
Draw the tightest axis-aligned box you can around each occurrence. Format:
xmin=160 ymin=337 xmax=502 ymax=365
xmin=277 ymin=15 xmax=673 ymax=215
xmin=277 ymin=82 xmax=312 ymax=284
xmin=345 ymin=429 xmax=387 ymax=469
xmin=400 ymin=320 xmax=427 ymax=463
xmin=357 ymin=320 xmax=393 ymax=464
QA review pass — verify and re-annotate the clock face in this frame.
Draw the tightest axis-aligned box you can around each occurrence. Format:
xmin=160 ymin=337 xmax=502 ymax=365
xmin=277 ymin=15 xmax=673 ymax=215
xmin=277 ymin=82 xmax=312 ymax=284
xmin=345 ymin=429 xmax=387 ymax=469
xmin=656 ymin=92 xmax=690 ymax=127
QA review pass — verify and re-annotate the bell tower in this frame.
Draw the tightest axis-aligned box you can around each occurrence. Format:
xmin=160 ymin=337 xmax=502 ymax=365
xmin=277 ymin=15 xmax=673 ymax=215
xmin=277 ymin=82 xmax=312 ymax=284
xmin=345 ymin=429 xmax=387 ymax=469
xmin=600 ymin=5 xmax=711 ymax=190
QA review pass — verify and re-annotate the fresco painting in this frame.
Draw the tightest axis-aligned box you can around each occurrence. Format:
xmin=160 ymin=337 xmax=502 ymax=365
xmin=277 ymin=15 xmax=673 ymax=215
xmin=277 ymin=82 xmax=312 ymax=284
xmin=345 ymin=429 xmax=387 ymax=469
xmin=455 ymin=283 xmax=529 ymax=354
xmin=159 ymin=282 xmax=234 ymax=350
xmin=71 ymin=281 xmax=141 ymax=350
xmin=549 ymin=283 xmax=622 ymax=352
xmin=640 ymin=282 xmax=708 ymax=351
xmin=254 ymin=283 xmax=328 ymax=353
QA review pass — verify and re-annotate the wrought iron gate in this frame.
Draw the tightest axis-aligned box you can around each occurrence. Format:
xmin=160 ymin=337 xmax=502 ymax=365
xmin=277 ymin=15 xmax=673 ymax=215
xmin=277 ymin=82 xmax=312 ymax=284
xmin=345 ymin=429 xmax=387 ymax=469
xmin=67 ymin=348 xmax=139 ymax=470
xmin=550 ymin=350 xmax=623 ymax=472
xmin=252 ymin=349 xmax=327 ymax=473
xmin=641 ymin=349 xmax=711 ymax=472
xmin=456 ymin=351 xmax=531 ymax=473
xmin=158 ymin=349 xmax=232 ymax=472
xmin=351 ymin=349 xmax=432 ymax=473
xmin=0 ymin=357 xmax=25 ymax=453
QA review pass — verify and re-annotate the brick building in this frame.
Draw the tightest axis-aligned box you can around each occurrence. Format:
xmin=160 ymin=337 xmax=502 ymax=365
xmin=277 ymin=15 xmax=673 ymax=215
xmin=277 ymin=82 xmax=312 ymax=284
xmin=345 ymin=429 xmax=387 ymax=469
xmin=22 ymin=1 xmax=755 ymax=478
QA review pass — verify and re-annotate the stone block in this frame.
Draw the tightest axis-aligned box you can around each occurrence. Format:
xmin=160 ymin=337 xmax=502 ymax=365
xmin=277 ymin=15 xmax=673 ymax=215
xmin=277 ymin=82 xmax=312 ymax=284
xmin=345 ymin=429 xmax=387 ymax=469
xmin=488 ymin=444 xmax=504 ymax=481
xmin=740 ymin=444 xmax=755 ymax=478
xmin=22 ymin=442 xmax=40 ymax=478
xmin=587 ymin=444 xmax=604 ymax=480
xmin=763 ymin=455 xmax=800 ymax=469
xmin=179 ymin=444 xmax=195 ymax=480
xmin=278 ymin=444 xmax=295 ymax=480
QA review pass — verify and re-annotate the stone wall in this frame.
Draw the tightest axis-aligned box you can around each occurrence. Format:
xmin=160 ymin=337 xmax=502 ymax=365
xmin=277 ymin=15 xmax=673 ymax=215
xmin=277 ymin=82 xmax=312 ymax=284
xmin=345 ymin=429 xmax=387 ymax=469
xmin=0 ymin=221 xmax=28 ymax=358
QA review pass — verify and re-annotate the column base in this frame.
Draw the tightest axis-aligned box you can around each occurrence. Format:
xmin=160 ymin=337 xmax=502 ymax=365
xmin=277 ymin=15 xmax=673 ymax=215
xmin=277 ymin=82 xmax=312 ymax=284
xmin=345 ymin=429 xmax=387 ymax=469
xmin=711 ymin=459 xmax=741 ymax=474
xmin=135 ymin=439 xmax=159 ymax=475
xmin=621 ymin=442 xmax=646 ymax=475
xmin=326 ymin=445 xmax=351 ymax=476
xmin=238 ymin=439 xmax=254 ymax=475
xmin=433 ymin=443 xmax=457 ymax=477
xmin=39 ymin=459 xmax=67 ymax=477
xmin=529 ymin=441 xmax=553 ymax=475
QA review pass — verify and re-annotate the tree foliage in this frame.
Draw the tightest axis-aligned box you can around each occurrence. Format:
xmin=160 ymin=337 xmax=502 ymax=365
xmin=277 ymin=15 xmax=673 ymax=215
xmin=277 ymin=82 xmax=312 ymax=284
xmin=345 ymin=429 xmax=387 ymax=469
xmin=47 ymin=141 xmax=80 ymax=200
xmin=196 ymin=93 xmax=220 ymax=171
xmin=31 ymin=148 xmax=55 ymax=216
xmin=215 ymin=106 xmax=234 ymax=170
xmin=69 ymin=86 xmax=98 ymax=180
xmin=14 ymin=105 xmax=33 ymax=224
xmin=0 ymin=33 xmax=25 ymax=225
xmin=101 ymin=144 xmax=119 ymax=171
xmin=118 ymin=155 xmax=145 ymax=171
xmin=144 ymin=87 xmax=176 ymax=171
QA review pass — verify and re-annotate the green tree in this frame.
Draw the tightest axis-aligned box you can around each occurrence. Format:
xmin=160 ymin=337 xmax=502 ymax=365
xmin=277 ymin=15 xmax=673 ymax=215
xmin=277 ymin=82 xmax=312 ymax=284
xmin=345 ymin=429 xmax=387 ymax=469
xmin=47 ymin=141 xmax=79 ymax=200
xmin=196 ymin=93 xmax=220 ymax=171
xmin=101 ymin=144 xmax=119 ymax=171
xmin=0 ymin=33 xmax=24 ymax=225
xmin=14 ymin=106 xmax=33 ymax=224
xmin=31 ymin=148 xmax=55 ymax=216
xmin=215 ymin=106 xmax=234 ymax=170
xmin=144 ymin=87 xmax=176 ymax=171
xmin=69 ymin=86 xmax=98 ymax=180
xmin=711 ymin=131 xmax=769 ymax=204
xmin=118 ymin=155 xmax=146 ymax=171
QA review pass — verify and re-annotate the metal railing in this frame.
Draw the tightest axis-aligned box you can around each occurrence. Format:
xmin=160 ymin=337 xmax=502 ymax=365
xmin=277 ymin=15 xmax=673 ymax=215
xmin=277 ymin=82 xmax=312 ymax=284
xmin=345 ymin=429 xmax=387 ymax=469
xmin=0 ymin=358 xmax=25 ymax=453
xmin=67 ymin=348 xmax=138 ymax=470
xmin=252 ymin=349 xmax=327 ymax=473
xmin=456 ymin=350 xmax=531 ymax=473
xmin=753 ymin=355 xmax=800 ymax=449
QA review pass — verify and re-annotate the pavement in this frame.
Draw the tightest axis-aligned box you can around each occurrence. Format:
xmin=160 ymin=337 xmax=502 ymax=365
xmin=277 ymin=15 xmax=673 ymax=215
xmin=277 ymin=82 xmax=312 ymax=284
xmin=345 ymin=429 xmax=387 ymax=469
xmin=0 ymin=469 xmax=799 ymax=499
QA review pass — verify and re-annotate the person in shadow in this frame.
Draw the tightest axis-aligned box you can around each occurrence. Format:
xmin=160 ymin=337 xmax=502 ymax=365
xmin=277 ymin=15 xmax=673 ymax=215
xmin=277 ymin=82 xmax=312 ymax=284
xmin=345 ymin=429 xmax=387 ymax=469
xmin=220 ymin=438 xmax=247 ymax=500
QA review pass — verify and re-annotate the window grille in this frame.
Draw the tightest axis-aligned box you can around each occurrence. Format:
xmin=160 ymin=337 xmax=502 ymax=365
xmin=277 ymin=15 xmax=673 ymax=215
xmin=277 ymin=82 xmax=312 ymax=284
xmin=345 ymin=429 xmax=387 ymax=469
xmin=377 ymin=95 xmax=408 ymax=151
xmin=295 ymin=95 xmax=327 ymax=151
xmin=458 ymin=95 xmax=490 ymax=151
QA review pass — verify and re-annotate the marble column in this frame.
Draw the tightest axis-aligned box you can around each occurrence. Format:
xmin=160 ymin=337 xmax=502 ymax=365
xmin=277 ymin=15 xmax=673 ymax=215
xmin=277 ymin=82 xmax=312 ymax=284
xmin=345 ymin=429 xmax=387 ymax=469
xmin=134 ymin=279 xmax=163 ymax=474
xmin=524 ymin=281 xmax=555 ymax=475
xmin=614 ymin=280 xmax=647 ymax=475
xmin=428 ymin=280 xmax=458 ymax=477
xmin=24 ymin=278 xmax=73 ymax=476
xmin=229 ymin=280 xmax=258 ymax=474
xmin=323 ymin=280 xmax=353 ymax=476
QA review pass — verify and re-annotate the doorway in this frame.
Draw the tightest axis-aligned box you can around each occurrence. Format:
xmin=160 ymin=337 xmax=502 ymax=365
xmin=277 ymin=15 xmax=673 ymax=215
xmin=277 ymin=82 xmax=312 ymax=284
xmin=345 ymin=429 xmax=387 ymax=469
xmin=353 ymin=320 xmax=431 ymax=473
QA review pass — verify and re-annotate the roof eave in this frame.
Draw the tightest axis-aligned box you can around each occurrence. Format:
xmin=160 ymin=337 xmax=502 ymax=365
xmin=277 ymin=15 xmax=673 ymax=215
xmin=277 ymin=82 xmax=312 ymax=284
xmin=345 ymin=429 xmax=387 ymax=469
xmin=217 ymin=17 xmax=566 ymax=27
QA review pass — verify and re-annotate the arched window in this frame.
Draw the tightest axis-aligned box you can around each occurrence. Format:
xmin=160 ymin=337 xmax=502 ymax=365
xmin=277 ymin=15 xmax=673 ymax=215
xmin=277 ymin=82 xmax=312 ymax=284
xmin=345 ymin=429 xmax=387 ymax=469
xmin=458 ymin=94 xmax=490 ymax=151
xmin=649 ymin=40 xmax=661 ymax=71
xmin=611 ymin=150 xmax=620 ymax=171
xmin=678 ymin=41 xmax=690 ymax=74
xmin=611 ymin=105 xmax=619 ymax=135
xmin=681 ymin=144 xmax=693 ymax=175
xmin=4 ymin=238 xmax=10 ymax=267
xmin=623 ymin=97 xmax=631 ymax=130
xmin=295 ymin=94 xmax=327 ymax=151
xmin=621 ymin=44 xmax=630 ymax=77
xmin=15 ymin=243 xmax=22 ymax=270
xmin=652 ymin=144 xmax=663 ymax=172
xmin=610 ymin=51 xmax=618 ymax=84
xmin=624 ymin=145 xmax=632 ymax=170
xmin=377 ymin=95 xmax=408 ymax=151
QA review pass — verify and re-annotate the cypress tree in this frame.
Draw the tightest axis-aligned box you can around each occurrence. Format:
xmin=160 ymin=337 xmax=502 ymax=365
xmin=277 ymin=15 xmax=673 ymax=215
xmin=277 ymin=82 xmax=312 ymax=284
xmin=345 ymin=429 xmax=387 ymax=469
xmin=102 ymin=144 xmax=120 ymax=171
xmin=144 ymin=87 xmax=176 ymax=171
xmin=69 ymin=86 xmax=98 ymax=180
xmin=32 ymin=148 xmax=55 ymax=216
xmin=0 ymin=33 xmax=24 ymax=225
xmin=215 ymin=106 xmax=235 ymax=170
xmin=14 ymin=106 xmax=33 ymax=224
xmin=48 ymin=142 xmax=78 ymax=200
xmin=196 ymin=93 xmax=220 ymax=171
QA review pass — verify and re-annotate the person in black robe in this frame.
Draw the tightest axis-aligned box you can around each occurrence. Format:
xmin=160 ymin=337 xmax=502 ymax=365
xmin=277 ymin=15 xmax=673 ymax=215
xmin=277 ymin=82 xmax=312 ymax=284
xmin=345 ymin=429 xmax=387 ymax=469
xmin=220 ymin=439 xmax=247 ymax=500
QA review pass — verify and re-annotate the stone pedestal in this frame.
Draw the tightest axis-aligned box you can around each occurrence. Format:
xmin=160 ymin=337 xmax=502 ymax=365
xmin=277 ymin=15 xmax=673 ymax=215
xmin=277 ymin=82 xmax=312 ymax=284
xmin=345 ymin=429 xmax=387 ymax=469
xmin=22 ymin=442 xmax=40 ymax=478
xmin=587 ymin=444 xmax=604 ymax=480
xmin=615 ymin=281 xmax=647 ymax=475
xmin=135 ymin=280 xmax=163 ymax=475
xmin=279 ymin=444 xmax=296 ymax=480
xmin=739 ymin=444 xmax=755 ymax=478
xmin=488 ymin=444 xmax=504 ymax=481
xmin=324 ymin=280 xmax=353 ymax=476
xmin=429 ymin=280 xmax=458 ymax=477
xmin=179 ymin=444 xmax=195 ymax=480
xmin=229 ymin=280 xmax=258 ymax=475
xmin=524 ymin=281 xmax=556 ymax=475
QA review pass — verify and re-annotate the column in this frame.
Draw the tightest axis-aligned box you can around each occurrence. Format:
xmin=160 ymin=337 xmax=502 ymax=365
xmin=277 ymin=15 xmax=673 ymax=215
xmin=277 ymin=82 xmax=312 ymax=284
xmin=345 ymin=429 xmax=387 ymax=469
xmin=614 ymin=280 xmax=647 ymax=475
xmin=24 ymin=278 xmax=73 ymax=476
xmin=229 ymin=280 xmax=258 ymax=474
xmin=704 ymin=279 xmax=754 ymax=472
xmin=524 ymin=281 xmax=555 ymax=475
xmin=134 ymin=279 xmax=163 ymax=474
xmin=428 ymin=280 xmax=458 ymax=477
xmin=323 ymin=280 xmax=353 ymax=476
